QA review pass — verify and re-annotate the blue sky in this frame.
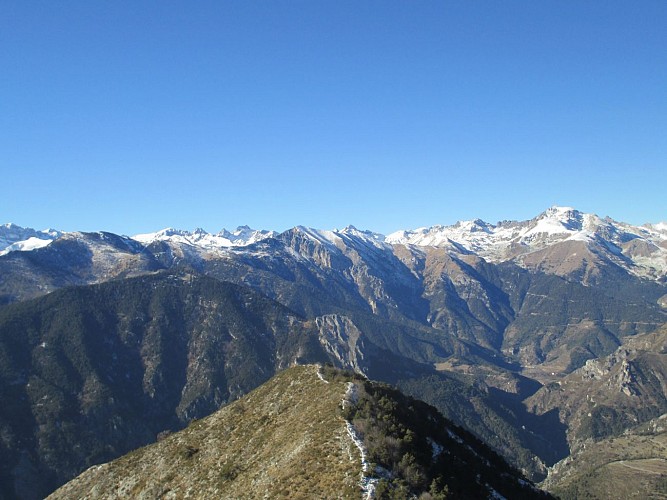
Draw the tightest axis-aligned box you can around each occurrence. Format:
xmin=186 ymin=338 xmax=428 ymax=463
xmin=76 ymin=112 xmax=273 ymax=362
xmin=2 ymin=1 xmax=666 ymax=235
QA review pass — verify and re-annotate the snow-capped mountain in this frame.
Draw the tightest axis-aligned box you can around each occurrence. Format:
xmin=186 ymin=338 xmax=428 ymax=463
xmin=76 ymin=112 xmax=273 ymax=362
xmin=132 ymin=226 xmax=278 ymax=250
xmin=283 ymin=225 xmax=389 ymax=254
xmin=0 ymin=223 xmax=62 ymax=256
xmin=387 ymin=206 xmax=667 ymax=279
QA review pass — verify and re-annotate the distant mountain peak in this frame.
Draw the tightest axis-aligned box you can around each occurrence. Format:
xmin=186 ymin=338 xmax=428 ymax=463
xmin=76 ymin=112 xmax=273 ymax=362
xmin=452 ymin=218 xmax=493 ymax=233
xmin=338 ymin=225 xmax=387 ymax=245
xmin=534 ymin=206 xmax=586 ymax=232
xmin=543 ymin=205 xmax=578 ymax=215
xmin=133 ymin=226 xmax=276 ymax=249
xmin=0 ymin=223 xmax=62 ymax=256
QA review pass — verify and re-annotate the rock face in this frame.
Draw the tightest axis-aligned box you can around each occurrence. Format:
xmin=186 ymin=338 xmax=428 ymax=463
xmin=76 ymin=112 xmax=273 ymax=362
xmin=541 ymin=415 xmax=667 ymax=499
xmin=316 ymin=315 xmax=368 ymax=375
xmin=48 ymin=366 xmax=551 ymax=500
xmin=526 ymin=326 xmax=667 ymax=481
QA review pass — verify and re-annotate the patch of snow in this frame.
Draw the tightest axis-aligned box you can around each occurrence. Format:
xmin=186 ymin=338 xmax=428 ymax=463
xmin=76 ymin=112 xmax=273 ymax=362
xmin=487 ymin=484 xmax=508 ymax=500
xmin=294 ymin=226 xmax=342 ymax=247
xmin=517 ymin=478 xmax=542 ymax=493
xmin=566 ymin=231 xmax=595 ymax=243
xmin=427 ymin=437 xmax=444 ymax=459
xmin=346 ymin=421 xmax=378 ymax=499
xmin=342 ymin=381 xmax=359 ymax=408
xmin=446 ymin=428 xmax=464 ymax=444
xmin=0 ymin=236 xmax=54 ymax=256
xmin=316 ymin=367 xmax=329 ymax=384
xmin=338 ymin=225 xmax=391 ymax=250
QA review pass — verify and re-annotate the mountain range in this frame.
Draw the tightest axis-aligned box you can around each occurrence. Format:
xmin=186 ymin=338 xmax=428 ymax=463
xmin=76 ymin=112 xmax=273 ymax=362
xmin=1 ymin=207 xmax=666 ymax=498
xmin=4 ymin=207 xmax=666 ymax=280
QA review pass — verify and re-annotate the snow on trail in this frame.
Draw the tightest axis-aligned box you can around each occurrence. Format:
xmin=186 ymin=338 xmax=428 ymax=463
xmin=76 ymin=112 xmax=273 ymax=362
xmin=316 ymin=366 xmax=329 ymax=384
xmin=342 ymin=382 xmax=377 ymax=499
xmin=313 ymin=369 xmax=377 ymax=498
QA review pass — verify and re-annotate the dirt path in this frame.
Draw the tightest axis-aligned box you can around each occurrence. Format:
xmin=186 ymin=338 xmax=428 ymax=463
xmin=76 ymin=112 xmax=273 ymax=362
xmin=613 ymin=459 xmax=667 ymax=475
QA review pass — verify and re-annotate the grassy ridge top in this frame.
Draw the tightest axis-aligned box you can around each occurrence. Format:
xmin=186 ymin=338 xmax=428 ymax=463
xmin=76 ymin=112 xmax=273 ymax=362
xmin=48 ymin=365 xmax=361 ymax=499
xmin=49 ymin=364 xmax=551 ymax=499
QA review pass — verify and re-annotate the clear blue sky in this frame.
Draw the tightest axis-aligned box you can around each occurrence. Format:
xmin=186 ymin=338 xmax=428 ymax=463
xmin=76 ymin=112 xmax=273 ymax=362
xmin=2 ymin=1 xmax=666 ymax=235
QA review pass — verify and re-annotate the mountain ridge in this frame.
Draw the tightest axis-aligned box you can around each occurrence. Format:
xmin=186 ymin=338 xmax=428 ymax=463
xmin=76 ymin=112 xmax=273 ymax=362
xmin=4 ymin=206 xmax=666 ymax=280
xmin=48 ymin=365 xmax=552 ymax=500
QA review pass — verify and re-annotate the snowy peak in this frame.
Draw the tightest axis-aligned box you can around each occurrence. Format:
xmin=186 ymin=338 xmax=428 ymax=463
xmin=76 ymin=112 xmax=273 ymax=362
xmin=132 ymin=228 xmax=198 ymax=246
xmin=520 ymin=207 xmax=599 ymax=247
xmin=453 ymin=218 xmax=494 ymax=233
xmin=290 ymin=226 xmax=342 ymax=247
xmin=532 ymin=206 xmax=584 ymax=232
xmin=337 ymin=225 xmax=388 ymax=249
xmin=217 ymin=226 xmax=279 ymax=245
xmin=386 ymin=207 xmax=667 ymax=279
xmin=135 ymin=227 xmax=189 ymax=240
xmin=285 ymin=225 xmax=382 ymax=245
xmin=285 ymin=225 xmax=392 ymax=255
xmin=132 ymin=226 xmax=276 ymax=249
xmin=386 ymin=226 xmax=449 ymax=247
xmin=0 ymin=223 xmax=62 ymax=256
